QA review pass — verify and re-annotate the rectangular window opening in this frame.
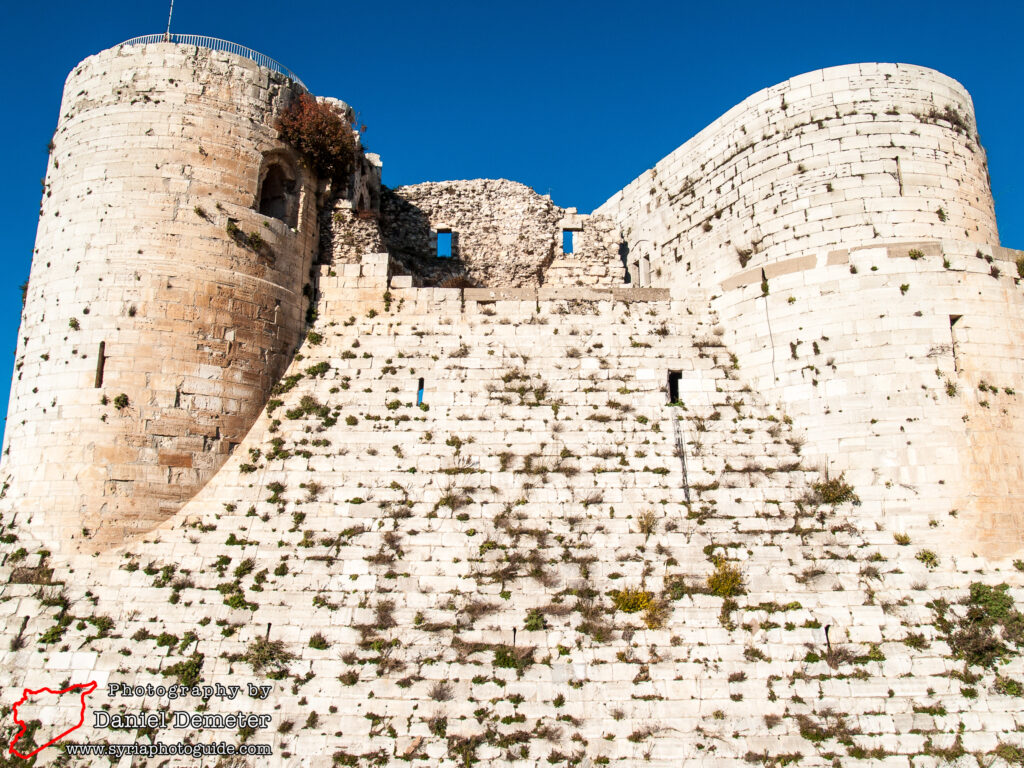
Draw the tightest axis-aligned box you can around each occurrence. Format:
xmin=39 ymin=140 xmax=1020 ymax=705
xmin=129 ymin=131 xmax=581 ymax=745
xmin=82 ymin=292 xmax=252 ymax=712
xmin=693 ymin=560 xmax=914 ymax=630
xmin=94 ymin=341 xmax=106 ymax=388
xmin=417 ymin=377 xmax=425 ymax=406
xmin=667 ymin=370 xmax=682 ymax=404
xmin=562 ymin=230 xmax=575 ymax=254
xmin=436 ymin=231 xmax=452 ymax=259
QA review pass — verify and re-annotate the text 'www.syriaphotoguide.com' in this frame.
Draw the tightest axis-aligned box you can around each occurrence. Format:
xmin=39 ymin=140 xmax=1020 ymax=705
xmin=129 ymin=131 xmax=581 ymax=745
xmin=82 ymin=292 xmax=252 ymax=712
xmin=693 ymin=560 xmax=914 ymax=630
xmin=64 ymin=741 xmax=272 ymax=758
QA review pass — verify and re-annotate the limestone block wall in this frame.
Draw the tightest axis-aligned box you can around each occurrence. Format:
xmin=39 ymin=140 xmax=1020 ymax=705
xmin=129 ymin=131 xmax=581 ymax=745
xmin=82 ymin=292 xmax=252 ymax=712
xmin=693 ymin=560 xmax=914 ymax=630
xmin=1 ymin=42 xmax=319 ymax=552
xmin=712 ymin=239 xmax=1024 ymax=557
xmin=597 ymin=63 xmax=998 ymax=291
xmin=4 ymin=257 xmax=1024 ymax=766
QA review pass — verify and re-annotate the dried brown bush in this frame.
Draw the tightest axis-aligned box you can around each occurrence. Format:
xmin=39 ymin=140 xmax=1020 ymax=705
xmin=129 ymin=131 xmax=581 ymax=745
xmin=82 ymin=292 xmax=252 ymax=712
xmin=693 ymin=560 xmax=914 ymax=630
xmin=276 ymin=94 xmax=358 ymax=184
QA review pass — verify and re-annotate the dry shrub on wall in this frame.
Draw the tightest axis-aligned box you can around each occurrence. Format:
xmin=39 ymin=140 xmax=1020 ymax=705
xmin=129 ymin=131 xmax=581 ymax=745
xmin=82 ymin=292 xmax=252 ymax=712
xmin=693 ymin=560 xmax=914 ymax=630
xmin=276 ymin=94 xmax=358 ymax=185
xmin=439 ymin=275 xmax=480 ymax=289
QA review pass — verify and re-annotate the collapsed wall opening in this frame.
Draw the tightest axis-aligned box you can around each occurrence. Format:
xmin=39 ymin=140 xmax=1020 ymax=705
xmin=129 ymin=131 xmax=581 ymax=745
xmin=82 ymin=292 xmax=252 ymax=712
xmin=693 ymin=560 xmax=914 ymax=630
xmin=378 ymin=181 xmax=626 ymax=289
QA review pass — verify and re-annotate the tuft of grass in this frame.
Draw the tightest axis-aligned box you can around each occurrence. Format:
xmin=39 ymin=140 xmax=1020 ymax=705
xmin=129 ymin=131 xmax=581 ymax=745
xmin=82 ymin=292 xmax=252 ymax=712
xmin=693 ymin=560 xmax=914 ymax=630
xmin=493 ymin=645 xmax=534 ymax=675
xmin=611 ymin=587 xmax=653 ymax=613
xmin=524 ymin=609 xmax=546 ymax=631
xmin=994 ymin=676 xmax=1024 ymax=697
xmin=162 ymin=653 xmax=204 ymax=687
xmin=707 ymin=559 xmax=745 ymax=598
xmin=636 ymin=510 xmax=657 ymax=538
xmin=428 ymin=681 xmax=453 ymax=701
xmin=931 ymin=582 xmax=1024 ymax=669
xmin=812 ymin=473 xmax=859 ymax=506
xmin=916 ymin=549 xmax=939 ymax=569
xmin=642 ymin=598 xmax=670 ymax=629
xmin=242 ymin=638 xmax=295 ymax=675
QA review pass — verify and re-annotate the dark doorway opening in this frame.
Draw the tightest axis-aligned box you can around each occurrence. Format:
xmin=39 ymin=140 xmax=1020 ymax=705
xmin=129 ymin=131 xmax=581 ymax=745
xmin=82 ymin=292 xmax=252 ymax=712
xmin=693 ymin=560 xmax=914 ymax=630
xmin=258 ymin=162 xmax=298 ymax=227
xmin=667 ymin=370 xmax=682 ymax=404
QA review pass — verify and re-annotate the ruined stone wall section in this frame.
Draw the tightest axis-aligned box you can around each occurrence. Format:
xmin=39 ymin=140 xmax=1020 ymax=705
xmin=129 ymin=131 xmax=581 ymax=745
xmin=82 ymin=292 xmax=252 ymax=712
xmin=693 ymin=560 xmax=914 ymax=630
xmin=380 ymin=179 xmax=562 ymax=287
xmin=543 ymin=212 xmax=625 ymax=289
xmin=597 ymin=63 xmax=998 ymax=292
xmin=319 ymin=201 xmax=386 ymax=264
xmin=1 ymin=43 xmax=318 ymax=552
xmin=380 ymin=180 xmax=625 ymax=289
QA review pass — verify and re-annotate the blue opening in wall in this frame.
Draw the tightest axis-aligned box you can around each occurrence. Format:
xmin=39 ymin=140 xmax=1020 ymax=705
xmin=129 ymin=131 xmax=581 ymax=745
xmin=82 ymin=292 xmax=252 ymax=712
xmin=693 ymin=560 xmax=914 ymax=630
xmin=437 ymin=232 xmax=452 ymax=258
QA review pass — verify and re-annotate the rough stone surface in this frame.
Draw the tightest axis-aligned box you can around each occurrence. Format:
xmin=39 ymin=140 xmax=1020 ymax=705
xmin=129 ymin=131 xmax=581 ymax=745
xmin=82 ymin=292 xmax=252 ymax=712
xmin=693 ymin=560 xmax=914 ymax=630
xmin=381 ymin=179 xmax=562 ymax=287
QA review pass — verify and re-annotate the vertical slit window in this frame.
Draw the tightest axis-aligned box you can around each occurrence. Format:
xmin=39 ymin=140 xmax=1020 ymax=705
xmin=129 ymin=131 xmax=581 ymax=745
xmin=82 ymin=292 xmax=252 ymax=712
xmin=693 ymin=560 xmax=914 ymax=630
xmin=950 ymin=315 xmax=962 ymax=372
xmin=94 ymin=341 xmax=106 ymax=388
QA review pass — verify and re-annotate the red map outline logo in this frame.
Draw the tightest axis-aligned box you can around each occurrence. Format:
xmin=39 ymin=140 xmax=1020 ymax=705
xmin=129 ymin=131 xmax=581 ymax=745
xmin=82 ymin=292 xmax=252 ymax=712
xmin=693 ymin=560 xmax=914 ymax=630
xmin=8 ymin=681 xmax=97 ymax=758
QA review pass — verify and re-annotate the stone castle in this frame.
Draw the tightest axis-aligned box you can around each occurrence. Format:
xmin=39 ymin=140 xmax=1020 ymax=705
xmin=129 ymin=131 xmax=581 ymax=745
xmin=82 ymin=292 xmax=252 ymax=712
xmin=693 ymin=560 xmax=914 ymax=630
xmin=1 ymin=37 xmax=1023 ymax=766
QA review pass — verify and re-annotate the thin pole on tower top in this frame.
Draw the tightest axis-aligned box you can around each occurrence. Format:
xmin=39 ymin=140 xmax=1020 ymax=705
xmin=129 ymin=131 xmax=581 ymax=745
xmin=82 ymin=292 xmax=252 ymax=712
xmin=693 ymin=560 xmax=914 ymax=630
xmin=164 ymin=0 xmax=175 ymax=41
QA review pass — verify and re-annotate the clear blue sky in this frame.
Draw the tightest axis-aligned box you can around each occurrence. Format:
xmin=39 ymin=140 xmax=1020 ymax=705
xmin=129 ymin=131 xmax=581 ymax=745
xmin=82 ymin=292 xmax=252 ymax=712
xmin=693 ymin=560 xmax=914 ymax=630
xmin=2 ymin=1 xmax=1021 ymax=442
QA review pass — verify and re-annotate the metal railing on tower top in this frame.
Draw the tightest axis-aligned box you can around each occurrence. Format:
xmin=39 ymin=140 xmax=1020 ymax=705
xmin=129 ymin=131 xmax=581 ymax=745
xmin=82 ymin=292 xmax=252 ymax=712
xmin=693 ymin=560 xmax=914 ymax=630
xmin=116 ymin=34 xmax=307 ymax=90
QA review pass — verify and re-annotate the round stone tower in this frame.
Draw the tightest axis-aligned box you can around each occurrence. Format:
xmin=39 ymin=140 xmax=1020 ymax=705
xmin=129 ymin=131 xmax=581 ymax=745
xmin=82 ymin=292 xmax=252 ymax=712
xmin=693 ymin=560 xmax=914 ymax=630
xmin=600 ymin=63 xmax=1024 ymax=555
xmin=3 ymin=40 xmax=321 ymax=552
xmin=599 ymin=63 xmax=999 ymax=291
